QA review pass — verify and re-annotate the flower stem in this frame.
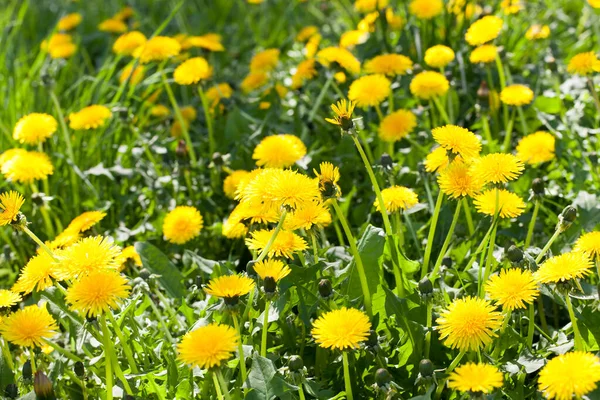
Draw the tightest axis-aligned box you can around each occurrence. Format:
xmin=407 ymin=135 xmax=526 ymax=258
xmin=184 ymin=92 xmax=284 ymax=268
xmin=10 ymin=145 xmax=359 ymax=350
xmin=430 ymin=200 xmax=462 ymax=280
xmin=435 ymin=350 xmax=466 ymax=398
xmin=527 ymin=303 xmax=535 ymax=349
xmin=525 ymin=200 xmax=540 ymax=248
xmin=29 ymin=350 xmax=36 ymax=373
xmin=107 ymin=312 xmax=139 ymax=373
xmin=517 ymin=106 xmax=529 ymax=135
xmin=261 ymin=300 xmax=270 ymax=357
xmin=424 ymin=300 xmax=433 ymax=359
xmin=231 ymin=313 xmax=247 ymax=387
xmin=100 ymin=316 xmax=114 ymax=400
xmin=432 ymin=96 xmax=451 ymax=125
xmin=462 ymin=197 xmax=475 ymax=236
xmin=310 ymin=231 xmax=319 ymax=262
xmin=21 ymin=226 xmax=58 ymax=262
xmin=342 ymin=352 xmax=353 ymax=400
xmin=587 ymin=77 xmax=600 ymax=115
xmin=215 ymin=369 xmax=232 ymax=400
xmin=422 ymin=191 xmax=444 ymax=279
xmin=535 ymin=228 xmax=561 ymax=264
xmin=161 ymin=72 xmax=197 ymax=164
xmin=1 ymin=339 xmax=13 ymax=371
xmin=479 ymin=222 xmax=498 ymax=298
xmin=198 ymin=85 xmax=216 ymax=155
xmin=564 ymin=294 xmax=584 ymax=351
xmin=502 ymin=107 xmax=516 ymax=152
xmin=212 ymin=371 xmax=224 ymax=400
xmin=256 ymin=209 xmax=288 ymax=262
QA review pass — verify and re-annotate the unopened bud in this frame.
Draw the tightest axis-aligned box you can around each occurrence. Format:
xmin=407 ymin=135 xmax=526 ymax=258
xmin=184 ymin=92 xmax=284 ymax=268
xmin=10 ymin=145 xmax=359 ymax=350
xmin=477 ymin=81 xmax=490 ymax=102
xmin=263 ymin=276 xmax=277 ymax=294
xmin=288 ymin=355 xmax=304 ymax=372
xmin=4 ymin=383 xmax=18 ymax=399
xmin=74 ymin=361 xmax=85 ymax=377
xmin=375 ymin=368 xmax=392 ymax=386
xmin=34 ymin=371 xmax=55 ymax=400
xmin=379 ymin=153 xmax=393 ymax=170
xmin=531 ymin=178 xmax=545 ymax=196
xmin=557 ymin=205 xmax=577 ymax=232
xmin=418 ymin=278 xmax=433 ymax=296
xmin=22 ymin=360 xmax=32 ymax=380
xmin=442 ymin=257 xmax=452 ymax=268
xmin=139 ymin=268 xmax=151 ymax=280
xmin=318 ymin=279 xmax=333 ymax=299
xmin=212 ymin=152 xmax=224 ymax=166
xmin=419 ymin=359 xmax=434 ymax=377
xmin=506 ymin=245 xmax=524 ymax=263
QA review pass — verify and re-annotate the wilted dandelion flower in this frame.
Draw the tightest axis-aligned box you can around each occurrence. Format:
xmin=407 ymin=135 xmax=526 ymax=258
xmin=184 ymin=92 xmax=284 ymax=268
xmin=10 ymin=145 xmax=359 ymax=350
xmin=465 ymin=16 xmax=503 ymax=46
xmin=526 ymin=24 xmax=550 ymax=40
xmin=486 ymin=268 xmax=539 ymax=311
xmin=470 ymin=153 xmax=524 ymax=184
xmin=253 ymin=259 xmax=292 ymax=282
xmin=354 ymin=0 xmax=388 ymax=12
xmin=291 ymin=59 xmax=317 ymax=89
xmin=252 ymin=134 xmax=307 ymax=168
xmin=1 ymin=151 xmax=54 ymax=184
xmin=437 ymin=296 xmax=502 ymax=351
xmin=315 ymin=161 xmax=341 ymax=199
xmin=311 ymin=307 xmax=371 ymax=350
xmin=246 ymin=229 xmax=308 ymax=258
xmin=534 ymin=252 xmax=593 ymax=284
xmin=119 ymin=64 xmax=145 ymax=85
xmin=424 ymin=45 xmax=455 ymax=68
xmin=296 ymin=26 xmax=318 ymax=42
xmin=424 ymin=147 xmax=450 ymax=173
xmin=68 ymin=105 xmax=112 ymax=130
xmin=98 ymin=18 xmax=127 ymax=33
xmin=177 ymin=323 xmax=239 ymax=369
xmin=0 ymin=290 xmax=21 ymax=308
xmin=432 ymin=125 xmax=481 ymax=159
xmin=567 ymin=52 xmax=600 ymax=75
xmin=12 ymin=253 xmax=59 ymax=294
xmin=0 ymin=191 xmax=24 ymax=226
xmin=516 ymin=131 xmax=555 ymax=165
xmin=173 ymin=57 xmax=212 ymax=85
xmin=409 ymin=0 xmax=443 ymax=19
xmin=57 ymin=13 xmax=82 ymax=31
xmin=348 ymin=74 xmax=391 ymax=108
xmin=0 ymin=304 xmax=58 ymax=347
xmin=469 ymin=45 xmax=498 ymax=64
xmin=325 ymin=99 xmax=355 ymax=130
xmin=163 ymin=206 xmax=203 ymax=244
xmin=13 ymin=114 xmax=57 ymax=145
xmin=378 ymin=109 xmax=417 ymax=142
xmin=57 ymin=236 xmax=121 ymax=279
xmin=473 ymin=189 xmax=525 ymax=218
xmin=500 ymin=84 xmax=534 ymax=106
xmin=375 ymin=186 xmax=418 ymax=213
xmin=574 ymin=231 xmax=600 ymax=261
xmin=316 ymin=47 xmax=361 ymax=75
xmin=113 ymin=31 xmax=147 ymax=55
xmin=250 ymin=49 xmax=280 ymax=72
xmin=539 ymin=352 xmax=600 ymax=400
xmin=241 ymin=71 xmax=269 ymax=93
xmin=364 ymin=54 xmax=413 ymax=76
xmin=134 ymin=36 xmax=181 ymax=64
xmin=437 ymin=159 xmax=483 ymax=199
xmin=448 ymin=363 xmax=503 ymax=394
xmin=66 ymin=270 xmax=130 ymax=317
xmin=410 ymin=71 xmax=449 ymax=99
xmin=205 ymin=274 xmax=255 ymax=300
xmin=285 ymin=201 xmax=331 ymax=230
xmin=223 ymin=170 xmax=250 ymax=199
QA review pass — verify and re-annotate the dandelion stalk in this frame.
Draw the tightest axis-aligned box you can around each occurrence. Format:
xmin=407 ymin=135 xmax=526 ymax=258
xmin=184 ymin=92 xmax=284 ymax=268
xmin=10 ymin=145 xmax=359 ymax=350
xmin=526 ymin=303 xmax=535 ymax=349
xmin=100 ymin=316 xmax=114 ymax=400
xmin=535 ymin=228 xmax=561 ymax=264
xmin=564 ymin=294 xmax=584 ymax=351
xmin=517 ymin=106 xmax=529 ymax=135
xmin=107 ymin=312 xmax=139 ymax=373
xmin=21 ymin=226 xmax=58 ymax=263
xmin=525 ymin=199 xmax=540 ymax=248
xmin=435 ymin=350 xmax=466 ymax=398
xmin=587 ymin=77 xmax=600 ymax=115
xmin=479 ymin=223 xmax=498 ymax=298
xmin=342 ymin=351 xmax=353 ymax=400
xmin=198 ymin=85 xmax=216 ymax=155
xmin=424 ymin=299 xmax=433 ymax=359
xmin=261 ymin=300 xmax=270 ymax=357
xmin=231 ymin=313 xmax=248 ymax=387
xmin=215 ymin=369 xmax=232 ymax=400
xmin=430 ymin=200 xmax=462 ymax=280
xmin=1 ymin=339 xmax=13 ymax=372
xmin=462 ymin=197 xmax=475 ymax=236
xmin=212 ymin=370 xmax=225 ymax=400
xmin=432 ymin=96 xmax=451 ymax=125
xmin=422 ymin=191 xmax=444 ymax=279
xmin=256 ymin=209 xmax=288 ymax=263
xmin=502 ymin=107 xmax=516 ymax=152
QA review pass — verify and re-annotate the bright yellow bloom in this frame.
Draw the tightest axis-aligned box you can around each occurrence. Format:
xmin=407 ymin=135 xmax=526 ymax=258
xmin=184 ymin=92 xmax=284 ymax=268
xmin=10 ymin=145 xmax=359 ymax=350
xmin=348 ymin=74 xmax=391 ymax=108
xmin=526 ymin=24 xmax=550 ymax=40
xmin=486 ymin=268 xmax=539 ymax=311
xmin=205 ymin=274 xmax=255 ymax=299
xmin=465 ymin=16 xmax=503 ymax=46
xmin=354 ymin=0 xmax=388 ymax=12
xmin=223 ymin=170 xmax=251 ymax=199
xmin=470 ymin=45 xmax=498 ymax=64
xmin=98 ymin=18 xmax=127 ymax=33
xmin=0 ymin=290 xmax=21 ymax=308
xmin=538 ymin=352 xmax=600 ymax=400
xmin=432 ymin=125 xmax=481 ymax=159
xmin=253 ymin=259 xmax=292 ymax=282
xmin=311 ymin=307 xmax=371 ymax=350
xmin=46 ymin=229 xmax=80 ymax=251
xmin=114 ymin=6 xmax=135 ymax=20
xmin=134 ymin=36 xmax=181 ymax=64
xmin=49 ymin=42 xmax=77 ymax=59
xmin=250 ymin=49 xmax=280 ymax=72
xmin=325 ymin=99 xmax=356 ymax=129
xmin=470 ymin=153 xmax=524 ymax=184
xmin=375 ymin=186 xmax=419 ymax=213
xmin=316 ymin=47 xmax=361 ymax=75
xmin=296 ymin=26 xmax=318 ymax=42
xmin=183 ymin=34 xmax=225 ymax=52
xmin=291 ymin=59 xmax=318 ymax=89
xmin=574 ymin=231 xmax=600 ymax=261
xmin=500 ymin=84 xmax=534 ymax=106
xmin=246 ymin=229 xmax=308 ymax=259
xmin=305 ymin=34 xmax=321 ymax=58
xmin=516 ymin=131 xmax=555 ymax=165
xmin=57 ymin=13 xmax=82 ymax=31
xmin=567 ymin=52 xmax=600 ymax=75
xmin=285 ymin=201 xmax=331 ymax=230
xmin=314 ymin=161 xmax=342 ymax=199
xmin=178 ymin=323 xmax=239 ymax=369
xmin=173 ymin=57 xmax=212 ymax=85
xmin=424 ymin=147 xmax=450 ymax=173
xmin=118 ymin=245 xmax=143 ymax=268
xmin=163 ymin=206 xmax=203 ymax=244
xmin=222 ymin=217 xmax=248 ymax=239
xmin=437 ymin=159 xmax=483 ymax=199
xmin=386 ymin=8 xmax=404 ymax=30
xmin=448 ymin=363 xmax=503 ymax=394
xmin=1 ymin=150 xmax=54 ymax=183
xmin=437 ymin=296 xmax=502 ymax=351
xmin=56 ymin=236 xmax=121 ymax=280
xmin=206 ymin=83 xmax=233 ymax=108
xmin=0 ymin=304 xmax=58 ymax=347
xmin=589 ymin=0 xmax=600 ymax=8
xmin=364 ymin=54 xmax=413 ymax=76
xmin=112 ymin=31 xmax=147 ymax=55
xmin=12 ymin=252 xmax=59 ymax=294
xmin=0 ymin=191 xmax=24 ymax=226
xmin=119 ymin=64 xmax=145 ymax=85
xmin=252 ymin=134 xmax=307 ymax=168
xmin=378 ymin=109 xmax=417 ymax=142
xmin=150 ymin=104 xmax=170 ymax=118
xmin=409 ymin=0 xmax=443 ymax=19
xmin=68 ymin=105 xmax=112 ymax=130
xmin=534 ymin=252 xmax=593 ymax=284
xmin=473 ymin=189 xmax=525 ymax=218
xmin=334 ymin=72 xmax=346 ymax=83
xmin=339 ymin=30 xmax=369 ymax=49
xmin=501 ymin=0 xmax=523 ymax=14
xmin=424 ymin=45 xmax=455 ymax=68
xmin=66 ymin=210 xmax=106 ymax=233
xmin=66 ymin=269 xmax=130 ymax=317
xmin=241 ymin=71 xmax=269 ymax=93
xmin=410 ymin=71 xmax=449 ymax=99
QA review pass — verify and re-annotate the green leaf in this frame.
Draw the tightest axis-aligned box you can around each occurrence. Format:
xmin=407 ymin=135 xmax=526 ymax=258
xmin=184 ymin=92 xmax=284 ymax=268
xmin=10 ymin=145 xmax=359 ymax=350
xmin=0 ymin=351 xmax=14 ymax=390
xmin=534 ymin=96 xmax=562 ymax=114
xmin=345 ymin=224 xmax=385 ymax=302
xmin=135 ymin=242 xmax=186 ymax=298
xmin=246 ymin=353 xmax=293 ymax=400
xmin=408 ymin=385 xmax=435 ymax=400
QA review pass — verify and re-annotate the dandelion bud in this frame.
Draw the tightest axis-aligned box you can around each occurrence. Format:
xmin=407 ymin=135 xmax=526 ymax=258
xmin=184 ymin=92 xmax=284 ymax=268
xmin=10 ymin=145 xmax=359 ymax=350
xmin=139 ymin=268 xmax=151 ymax=280
xmin=288 ymin=355 xmax=304 ymax=372
xmin=532 ymin=178 xmax=545 ymax=196
xmin=212 ymin=152 xmax=224 ymax=167
xmin=74 ymin=361 xmax=85 ymax=377
xmin=506 ymin=245 xmax=524 ymax=263
xmin=34 ymin=371 xmax=55 ymax=400
xmin=442 ymin=257 xmax=452 ymax=269
xmin=4 ymin=383 xmax=18 ymax=399
xmin=379 ymin=153 xmax=393 ymax=170
xmin=557 ymin=205 xmax=577 ymax=232
xmin=246 ymin=260 xmax=257 ymax=277
xmin=419 ymin=359 xmax=434 ymax=377
xmin=375 ymin=368 xmax=392 ymax=386
xmin=418 ymin=277 xmax=433 ymax=296
xmin=318 ymin=278 xmax=333 ymax=299
xmin=23 ymin=360 xmax=32 ymax=380
xmin=223 ymin=295 xmax=240 ymax=307
xmin=477 ymin=81 xmax=490 ymax=101
xmin=263 ymin=276 xmax=277 ymax=294
xmin=176 ymin=140 xmax=188 ymax=158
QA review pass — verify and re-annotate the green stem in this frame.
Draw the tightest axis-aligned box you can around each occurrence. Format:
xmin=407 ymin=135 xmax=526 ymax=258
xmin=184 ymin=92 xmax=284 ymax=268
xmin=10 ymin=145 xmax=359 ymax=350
xmin=310 ymin=231 xmax=319 ymax=262
xmin=100 ymin=316 xmax=114 ymax=400
xmin=261 ymin=300 xmax=270 ymax=357
xmin=502 ymin=107 xmax=516 ymax=152
xmin=564 ymin=294 xmax=583 ymax=351
xmin=479 ymin=222 xmax=498 ymax=298
xmin=213 ymin=371 xmax=224 ymax=400
xmin=298 ymin=383 xmax=306 ymax=400
xmin=107 ymin=312 xmax=139 ymax=373
xmin=215 ymin=369 xmax=232 ymax=400
xmin=587 ymin=77 xmax=600 ymax=115
xmin=21 ymin=226 xmax=58 ymax=262
xmin=422 ymin=191 xmax=444 ymax=279
xmin=198 ymin=85 xmax=216 ymax=155
xmin=1 ymin=339 xmax=13 ymax=371
xmin=435 ymin=350 xmax=466 ymax=399
xmin=535 ymin=228 xmax=561 ymax=264
xmin=231 ymin=313 xmax=248 ymax=387
xmin=430 ymin=200 xmax=462 ymax=280
xmin=525 ymin=200 xmax=540 ymax=248
xmin=424 ymin=300 xmax=433 ymax=359
xmin=256 ymin=209 xmax=288 ymax=262
xmin=432 ymin=96 xmax=451 ymax=125
xmin=42 ymin=339 xmax=82 ymax=363
xmin=161 ymin=72 xmax=197 ymax=164
xmin=526 ymin=303 xmax=535 ymax=349
xmin=393 ymin=212 xmax=405 ymax=247
xmin=342 ymin=352 xmax=353 ymax=400
xmin=517 ymin=106 xmax=529 ymax=135
xmin=462 ymin=197 xmax=475 ymax=237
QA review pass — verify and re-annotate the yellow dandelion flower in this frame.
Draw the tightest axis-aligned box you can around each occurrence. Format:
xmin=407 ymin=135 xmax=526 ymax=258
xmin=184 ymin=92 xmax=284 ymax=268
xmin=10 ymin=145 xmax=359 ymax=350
xmin=68 ymin=105 xmax=112 ymax=130
xmin=538 ymin=351 xmax=600 ymax=400
xmin=386 ymin=8 xmax=404 ymax=30
xmin=316 ymin=47 xmax=361 ymax=75
xmin=305 ymin=33 xmax=321 ymax=58
xmin=66 ymin=269 xmax=130 ymax=317
xmin=438 ymin=159 xmax=484 ymax=199
xmin=250 ymin=49 xmax=280 ymax=72
xmin=56 ymin=236 xmax=121 ymax=280
xmin=114 ymin=6 xmax=135 ymax=20
xmin=358 ymin=12 xmax=379 ymax=33
xmin=314 ymin=161 xmax=342 ymax=199
xmin=364 ymin=54 xmax=413 ymax=76
xmin=0 ymin=149 xmax=26 ymax=168
xmin=409 ymin=0 xmax=443 ymax=19
xmin=0 ymin=304 xmax=58 ymax=347
xmin=252 ymin=134 xmax=307 ymax=168
xmin=340 ymin=30 xmax=369 ymax=49
xmin=180 ymin=105 xmax=197 ymax=122
xmin=241 ymin=71 xmax=269 ymax=93
xmin=567 ymin=52 xmax=600 ymax=75
xmin=311 ymin=307 xmax=371 ymax=350
xmin=171 ymin=119 xmax=190 ymax=137
xmin=205 ymin=274 xmax=255 ymax=299
xmin=119 ymin=64 xmax=145 ymax=85
xmin=0 ymin=290 xmax=21 ymax=308
xmin=291 ymin=59 xmax=318 ymax=89
xmin=253 ymin=259 xmax=292 ymax=282
xmin=348 ymin=74 xmax=391 ymax=108
xmin=325 ymin=99 xmax=356 ymax=129
xmin=424 ymin=146 xmax=450 ymax=173
xmin=150 ymin=104 xmax=170 ymax=118
xmin=534 ymin=252 xmax=593 ymax=284
xmin=183 ymin=34 xmax=225 ymax=52
xmin=410 ymin=71 xmax=450 ymax=100
xmin=222 ymin=217 xmax=248 ymax=239
xmin=0 ymin=191 xmax=25 ymax=226
xmin=246 ymin=229 xmax=308 ymax=259
xmin=223 ymin=170 xmax=251 ymax=199
xmin=46 ymin=229 xmax=80 ymax=251
xmin=375 ymin=186 xmax=419 ymax=213
xmin=465 ymin=16 xmax=503 ymax=46
xmin=284 ymin=201 xmax=331 ymax=230
xmin=134 ymin=36 xmax=181 ymax=64
xmin=41 ymin=33 xmax=71 ymax=51
xmin=334 ymin=71 xmax=346 ymax=83
xmin=526 ymin=24 xmax=550 ymax=40
xmin=424 ymin=45 xmax=455 ymax=68
xmin=163 ymin=206 xmax=203 ymax=245
xmin=230 ymin=201 xmax=279 ymax=225
xmin=485 ymin=268 xmax=539 ymax=311
xmin=437 ymin=296 xmax=502 ymax=351
xmin=473 ymin=189 xmax=525 ymax=218
xmin=516 ymin=131 xmax=555 ymax=165
xmin=296 ymin=26 xmax=318 ymax=42
xmin=589 ymin=0 xmax=600 ymax=8
xmin=574 ymin=231 xmax=600 ymax=261
xmin=354 ymin=0 xmax=388 ymax=12
xmin=1 ymin=151 xmax=54 ymax=184
xmin=448 ymin=363 xmax=504 ymax=394
xmin=470 ymin=153 xmax=524 ymax=184
xmin=98 ymin=18 xmax=127 ymax=33
xmin=173 ymin=57 xmax=212 ymax=85
xmin=66 ymin=210 xmax=106 ymax=233
xmin=178 ymin=323 xmax=239 ymax=369
xmin=470 ymin=45 xmax=498 ymax=64
xmin=112 ymin=31 xmax=147 ymax=55
xmin=501 ymin=0 xmax=523 ymax=14
xmin=49 ymin=42 xmax=77 ymax=59
xmin=378 ymin=109 xmax=417 ymax=143
xmin=259 ymin=101 xmax=271 ymax=110
xmin=500 ymin=84 xmax=534 ymax=106
xmin=432 ymin=125 xmax=481 ymax=159
xmin=118 ymin=245 xmax=142 ymax=268
xmin=12 ymin=252 xmax=59 ymax=294
xmin=206 ymin=83 xmax=233 ymax=108
xmin=57 ymin=13 xmax=82 ymax=31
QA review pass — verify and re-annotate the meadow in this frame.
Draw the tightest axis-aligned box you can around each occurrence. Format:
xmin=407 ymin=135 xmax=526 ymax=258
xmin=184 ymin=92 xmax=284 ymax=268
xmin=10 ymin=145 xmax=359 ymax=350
xmin=0 ymin=0 xmax=600 ymax=399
